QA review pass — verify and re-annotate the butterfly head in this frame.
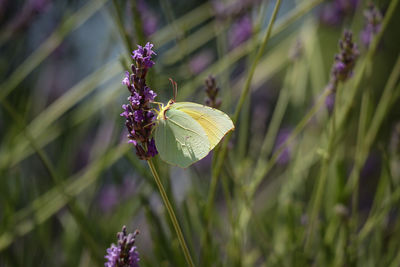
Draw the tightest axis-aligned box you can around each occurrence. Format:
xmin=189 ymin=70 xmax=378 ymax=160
xmin=156 ymin=99 xmax=175 ymax=121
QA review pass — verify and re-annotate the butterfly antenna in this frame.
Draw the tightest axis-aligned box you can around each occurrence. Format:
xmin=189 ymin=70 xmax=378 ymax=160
xmin=169 ymin=78 xmax=177 ymax=102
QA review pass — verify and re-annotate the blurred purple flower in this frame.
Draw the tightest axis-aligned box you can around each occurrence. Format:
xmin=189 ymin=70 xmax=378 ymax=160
xmin=274 ymin=128 xmax=292 ymax=165
xmin=324 ymin=86 xmax=336 ymax=113
xmin=189 ymin=50 xmax=214 ymax=75
xmin=229 ymin=15 xmax=252 ymax=49
xmin=360 ymin=3 xmax=382 ymax=47
xmin=99 ymin=186 xmax=119 ymax=213
xmin=324 ymin=31 xmax=359 ymax=112
xmin=331 ymin=30 xmax=359 ymax=85
xmin=137 ymin=0 xmax=159 ymax=37
xmin=320 ymin=0 xmax=359 ymax=26
xmin=105 ymin=226 xmax=140 ymax=267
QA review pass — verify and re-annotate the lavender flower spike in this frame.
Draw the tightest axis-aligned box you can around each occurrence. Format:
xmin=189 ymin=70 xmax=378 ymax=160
xmin=105 ymin=226 xmax=140 ymax=267
xmin=325 ymin=30 xmax=359 ymax=112
xmin=361 ymin=2 xmax=382 ymax=47
xmin=121 ymin=42 xmax=158 ymax=160
xmin=329 ymin=30 xmax=359 ymax=91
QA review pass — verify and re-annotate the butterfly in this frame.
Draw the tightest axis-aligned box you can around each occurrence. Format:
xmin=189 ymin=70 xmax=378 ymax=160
xmin=152 ymin=80 xmax=234 ymax=168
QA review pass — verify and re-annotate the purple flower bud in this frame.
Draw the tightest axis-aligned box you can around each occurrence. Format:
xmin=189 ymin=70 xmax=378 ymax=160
xmin=120 ymin=104 xmax=130 ymax=118
xmin=128 ymin=92 xmax=142 ymax=107
xmin=229 ymin=15 xmax=252 ymax=49
xmin=143 ymin=86 xmax=157 ymax=102
xmin=133 ymin=110 xmax=144 ymax=122
xmin=360 ymin=3 xmax=382 ymax=47
xmin=325 ymin=91 xmax=336 ymax=113
xmin=128 ymin=139 xmax=138 ymax=146
xmin=147 ymin=138 xmax=158 ymax=157
xmin=137 ymin=0 xmax=159 ymax=36
xmin=105 ymin=244 xmax=121 ymax=267
xmin=122 ymin=71 xmax=131 ymax=87
xmin=330 ymin=30 xmax=359 ymax=84
xmin=105 ymin=226 xmax=140 ymax=267
xmin=274 ymin=128 xmax=292 ymax=165
xmin=132 ymin=42 xmax=156 ymax=69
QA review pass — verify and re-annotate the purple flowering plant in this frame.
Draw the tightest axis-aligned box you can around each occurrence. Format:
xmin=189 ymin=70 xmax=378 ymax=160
xmin=120 ymin=42 xmax=158 ymax=160
xmin=360 ymin=2 xmax=382 ymax=47
xmin=105 ymin=226 xmax=140 ymax=267
xmin=325 ymin=30 xmax=359 ymax=111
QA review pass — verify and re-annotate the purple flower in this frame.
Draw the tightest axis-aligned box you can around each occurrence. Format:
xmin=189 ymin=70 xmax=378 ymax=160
xmin=128 ymin=139 xmax=137 ymax=146
xmin=120 ymin=104 xmax=131 ymax=118
xmin=122 ymin=71 xmax=131 ymax=87
xmin=105 ymin=244 xmax=122 ymax=267
xmin=133 ymin=110 xmax=144 ymax=122
xmin=325 ymin=86 xmax=336 ymax=113
xmin=274 ymin=128 xmax=292 ymax=165
xmin=137 ymin=0 xmax=159 ymax=36
xmin=360 ymin=3 xmax=382 ymax=47
xmin=131 ymin=42 xmax=156 ymax=69
xmin=128 ymin=92 xmax=142 ymax=107
xmin=147 ymin=138 xmax=158 ymax=157
xmin=323 ymin=31 xmax=359 ymax=115
xmin=330 ymin=30 xmax=359 ymax=88
xmin=189 ymin=50 xmax=214 ymax=75
xmin=229 ymin=15 xmax=252 ymax=49
xmin=99 ymin=186 xmax=119 ymax=213
xmin=143 ymin=86 xmax=157 ymax=102
xmin=320 ymin=0 xmax=359 ymax=26
xmin=121 ymin=42 xmax=158 ymax=159
xmin=105 ymin=226 xmax=140 ymax=267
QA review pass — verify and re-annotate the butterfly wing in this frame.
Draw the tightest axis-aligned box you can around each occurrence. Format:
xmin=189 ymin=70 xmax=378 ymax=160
xmin=173 ymin=102 xmax=234 ymax=150
xmin=154 ymin=108 xmax=210 ymax=168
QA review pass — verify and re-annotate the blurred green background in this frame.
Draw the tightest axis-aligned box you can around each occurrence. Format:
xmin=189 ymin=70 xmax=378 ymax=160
xmin=1 ymin=0 xmax=400 ymax=266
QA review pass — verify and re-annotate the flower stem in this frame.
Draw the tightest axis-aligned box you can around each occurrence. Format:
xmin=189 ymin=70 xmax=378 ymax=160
xmin=147 ymin=159 xmax=195 ymax=267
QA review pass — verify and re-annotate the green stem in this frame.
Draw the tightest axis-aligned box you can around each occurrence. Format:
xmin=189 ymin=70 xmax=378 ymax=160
xmin=304 ymin=86 xmax=338 ymax=252
xmin=147 ymin=159 xmax=195 ymax=267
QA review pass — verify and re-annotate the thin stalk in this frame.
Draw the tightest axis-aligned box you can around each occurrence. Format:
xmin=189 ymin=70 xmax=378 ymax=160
xmin=349 ymin=63 xmax=372 ymax=240
xmin=147 ymin=159 xmax=195 ymax=267
xmin=304 ymin=85 xmax=339 ymax=252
